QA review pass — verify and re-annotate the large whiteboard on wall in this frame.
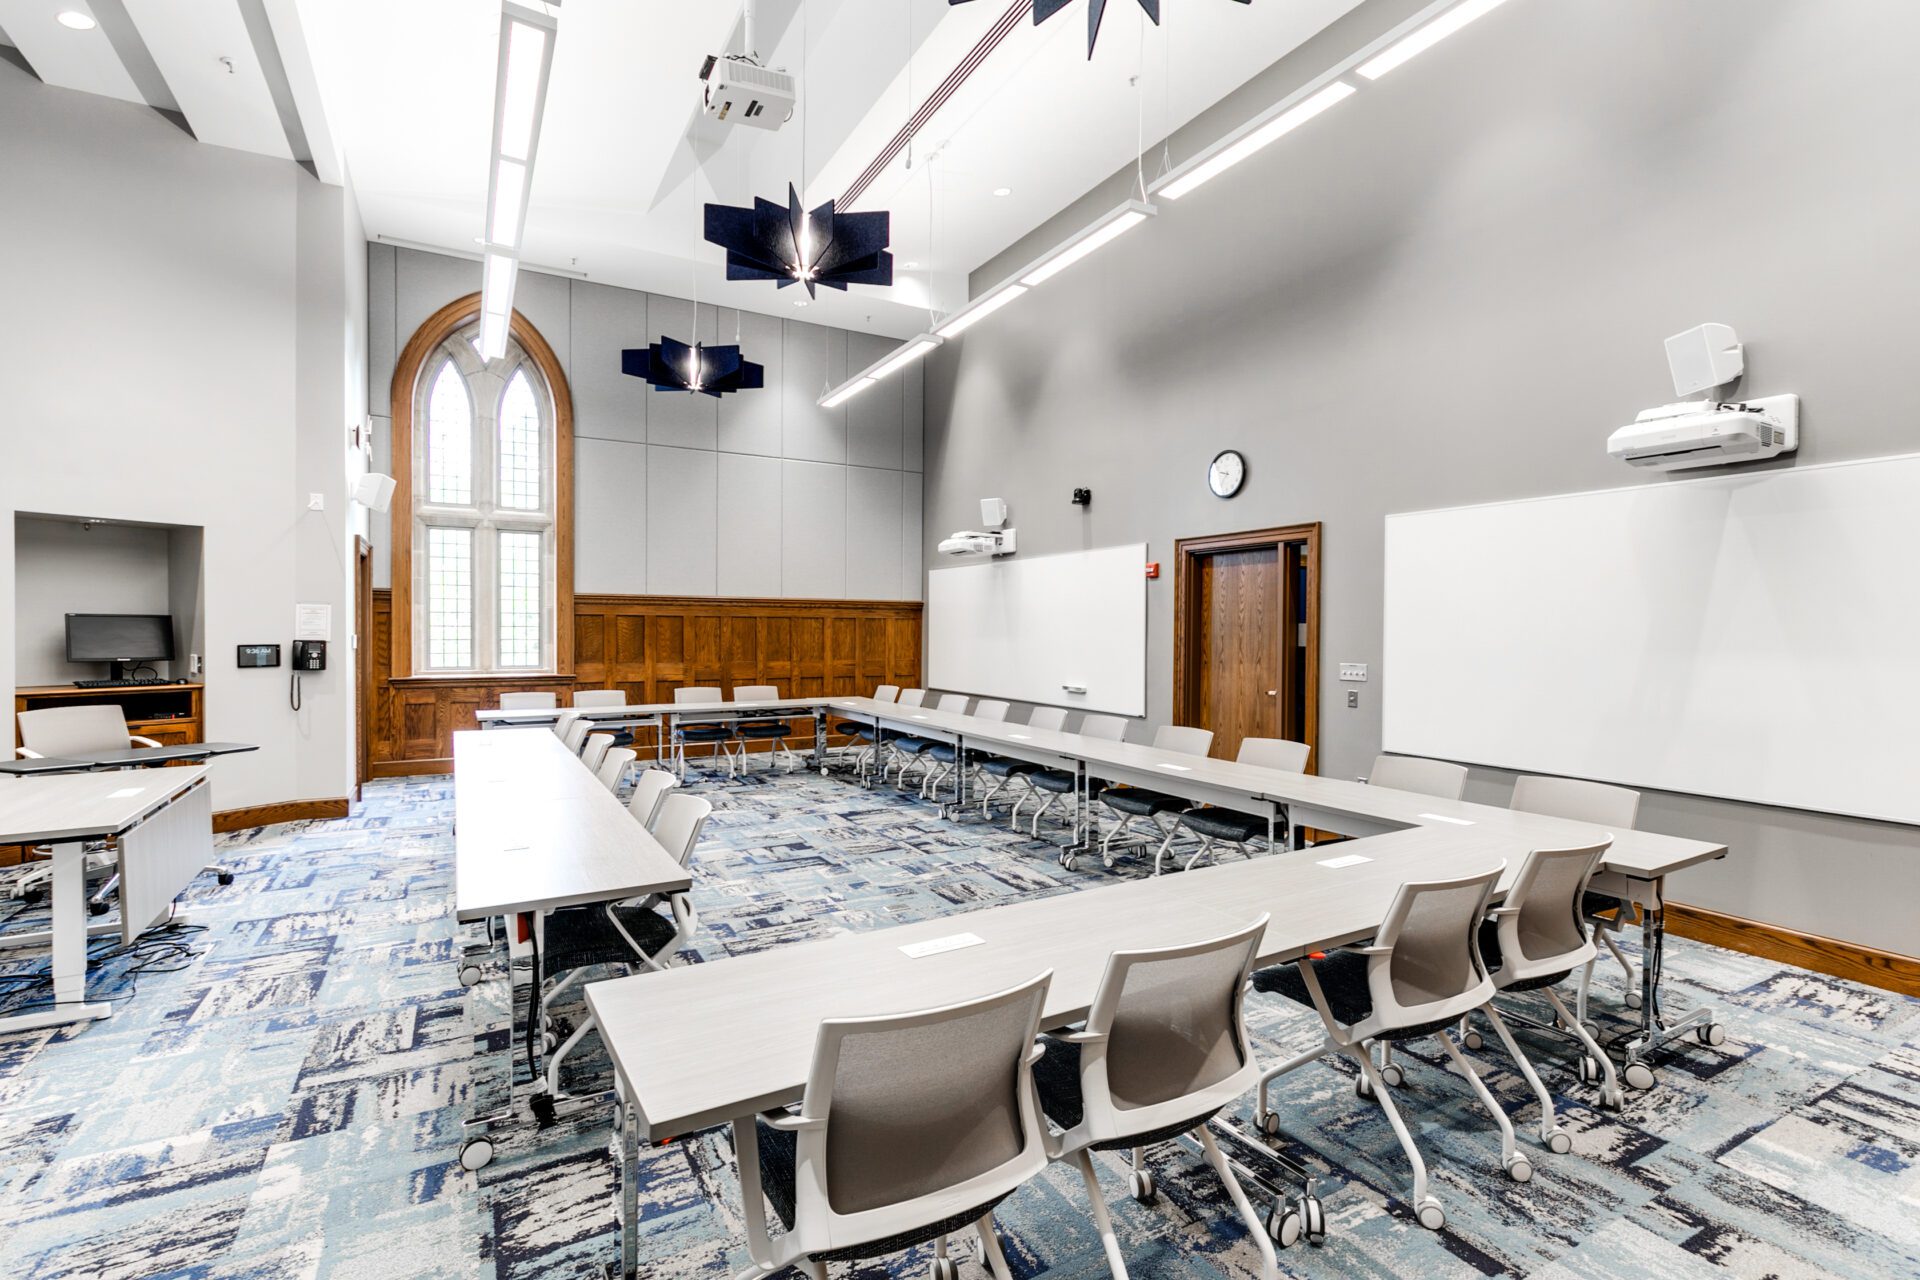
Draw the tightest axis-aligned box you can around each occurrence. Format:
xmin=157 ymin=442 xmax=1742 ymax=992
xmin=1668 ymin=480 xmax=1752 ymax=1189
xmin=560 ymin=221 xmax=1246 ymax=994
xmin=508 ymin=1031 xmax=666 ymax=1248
xmin=1383 ymin=454 xmax=1920 ymax=826
xmin=928 ymin=543 xmax=1148 ymax=717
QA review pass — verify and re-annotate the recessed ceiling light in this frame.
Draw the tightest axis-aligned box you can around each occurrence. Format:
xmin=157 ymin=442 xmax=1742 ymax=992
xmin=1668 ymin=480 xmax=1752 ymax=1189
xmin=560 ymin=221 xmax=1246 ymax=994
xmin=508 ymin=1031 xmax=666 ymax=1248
xmin=992 ymin=187 xmax=1012 ymax=197
xmin=793 ymin=299 xmax=809 ymax=308
xmin=57 ymin=9 xmax=97 ymax=29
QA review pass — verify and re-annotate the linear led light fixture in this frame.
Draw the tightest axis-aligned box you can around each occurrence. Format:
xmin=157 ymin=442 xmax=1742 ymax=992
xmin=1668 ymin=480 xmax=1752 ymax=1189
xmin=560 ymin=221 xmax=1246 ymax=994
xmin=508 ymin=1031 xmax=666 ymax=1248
xmin=1156 ymin=82 xmax=1354 ymax=200
xmin=816 ymin=333 xmax=944 ymax=408
xmin=1357 ymin=0 xmax=1513 ymax=79
xmin=934 ymin=284 xmax=1028 ymax=338
xmin=478 ymin=2 xmax=559 ymax=360
xmin=1018 ymin=199 xmax=1155 ymax=285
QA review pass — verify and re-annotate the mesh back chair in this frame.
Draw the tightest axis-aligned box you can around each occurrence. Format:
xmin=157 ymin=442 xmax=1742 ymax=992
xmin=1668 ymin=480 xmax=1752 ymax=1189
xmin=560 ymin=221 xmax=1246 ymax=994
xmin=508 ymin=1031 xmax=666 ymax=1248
xmin=560 ymin=717 xmax=594 ymax=755
xmin=1367 ymin=754 xmax=1469 ymax=800
xmin=901 ymin=693 xmax=974 ymax=796
xmin=596 ymin=747 xmax=637 ymax=793
xmin=1034 ymin=917 xmax=1278 ymax=1280
xmin=1091 ymin=725 xmax=1214 ymax=870
xmin=579 ymin=732 xmax=615 ymax=776
xmin=873 ymin=689 xmax=932 ymax=784
xmin=978 ymin=706 xmax=1070 ymax=820
xmin=627 ymin=767 xmax=679 ymax=829
xmin=733 ymin=685 xmax=802 ymax=774
xmin=886 ymin=693 xmax=968 ymax=790
xmin=836 ymin=684 xmax=900 ymax=778
xmin=672 ymin=686 xmax=741 ymax=779
xmin=573 ymin=689 xmax=627 ymax=709
xmin=1014 ymin=713 xmax=1127 ymax=839
xmin=499 ymin=691 xmax=558 ymax=711
xmin=1251 ymin=866 xmax=1538 ymax=1232
xmin=15 ymin=705 xmax=159 ymax=758
xmin=1508 ymin=775 xmax=1646 ymax=1030
xmin=1465 ymin=841 xmax=1622 ymax=1116
xmin=739 ymin=973 xmax=1053 ymax=1280
xmin=551 ymin=709 xmax=581 ymax=739
xmin=919 ymin=699 xmax=1009 ymax=802
xmin=1164 ymin=738 xmax=1312 ymax=875
xmin=535 ymin=792 xmax=713 ymax=1107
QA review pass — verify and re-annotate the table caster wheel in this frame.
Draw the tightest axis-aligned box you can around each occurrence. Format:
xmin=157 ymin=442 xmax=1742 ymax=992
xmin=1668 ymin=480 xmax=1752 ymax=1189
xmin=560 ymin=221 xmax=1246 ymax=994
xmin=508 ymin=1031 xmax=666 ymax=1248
xmin=1355 ymin=1072 xmax=1375 ymax=1100
xmin=458 ymin=964 xmax=483 ymax=988
xmin=1623 ymin=1062 xmax=1656 ymax=1092
xmin=529 ymin=1091 xmax=557 ymax=1126
xmin=1379 ymin=1063 xmax=1405 ymax=1088
xmin=88 ymin=900 xmax=110 ymax=917
xmin=1259 ymin=1109 xmax=1281 ymax=1138
xmin=1129 ymin=1168 xmax=1156 ymax=1204
xmin=1624 ymin=990 xmax=1644 ymax=1010
xmin=1461 ymin=1029 xmax=1483 ymax=1051
xmin=1505 ymin=1153 xmax=1533 ymax=1183
xmin=1696 ymin=1023 xmax=1726 ymax=1047
xmin=1266 ymin=1201 xmax=1302 ymax=1248
xmin=459 ymin=1137 xmax=494 ymax=1171
xmin=1416 ymin=1198 xmax=1446 ymax=1231
xmin=217 ymin=871 xmax=236 ymax=886
xmin=1544 ymin=1127 xmax=1572 ymax=1155
xmin=929 ymin=1257 xmax=958 ymax=1280
xmin=1576 ymin=1055 xmax=1601 ymax=1085
xmin=819 ymin=768 xmax=829 ymax=777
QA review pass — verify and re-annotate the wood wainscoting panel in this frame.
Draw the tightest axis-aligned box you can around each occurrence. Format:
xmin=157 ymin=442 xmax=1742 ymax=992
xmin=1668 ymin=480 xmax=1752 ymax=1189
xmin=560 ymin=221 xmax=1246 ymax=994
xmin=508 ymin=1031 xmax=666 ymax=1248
xmin=367 ymin=591 xmax=923 ymax=772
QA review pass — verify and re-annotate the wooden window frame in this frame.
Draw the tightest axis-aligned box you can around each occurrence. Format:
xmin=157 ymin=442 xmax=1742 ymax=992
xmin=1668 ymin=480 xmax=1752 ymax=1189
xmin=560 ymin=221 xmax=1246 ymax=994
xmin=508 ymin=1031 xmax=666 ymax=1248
xmin=389 ymin=293 xmax=574 ymax=682
xmin=1171 ymin=522 xmax=1321 ymax=770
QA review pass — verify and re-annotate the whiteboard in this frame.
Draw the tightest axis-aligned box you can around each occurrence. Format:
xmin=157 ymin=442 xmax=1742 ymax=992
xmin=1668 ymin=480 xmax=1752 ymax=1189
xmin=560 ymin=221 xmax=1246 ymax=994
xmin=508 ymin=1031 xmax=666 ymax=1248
xmin=1383 ymin=454 xmax=1920 ymax=826
xmin=928 ymin=543 xmax=1147 ymax=717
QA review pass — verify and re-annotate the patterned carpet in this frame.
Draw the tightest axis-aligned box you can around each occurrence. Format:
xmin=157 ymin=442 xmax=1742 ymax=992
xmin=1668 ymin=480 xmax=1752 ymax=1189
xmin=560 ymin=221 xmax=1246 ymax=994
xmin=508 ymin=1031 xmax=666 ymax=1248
xmin=1 ymin=765 xmax=1917 ymax=1280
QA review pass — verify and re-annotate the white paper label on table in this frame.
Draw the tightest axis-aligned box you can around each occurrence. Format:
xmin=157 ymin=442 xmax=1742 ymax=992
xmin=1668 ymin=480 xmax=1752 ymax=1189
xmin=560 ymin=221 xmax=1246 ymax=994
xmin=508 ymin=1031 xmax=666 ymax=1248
xmin=1007 ymin=734 xmax=1031 ymax=740
xmin=1417 ymin=813 xmax=1475 ymax=826
xmin=1156 ymin=763 xmax=1193 ymax=772
xmin=1316 ymin=854 xmax=1371 ymax=869
xmin=108 ymin=787 xmax=145 ymax=799
xmin=899 ymin=932 xmax=985 ymax=958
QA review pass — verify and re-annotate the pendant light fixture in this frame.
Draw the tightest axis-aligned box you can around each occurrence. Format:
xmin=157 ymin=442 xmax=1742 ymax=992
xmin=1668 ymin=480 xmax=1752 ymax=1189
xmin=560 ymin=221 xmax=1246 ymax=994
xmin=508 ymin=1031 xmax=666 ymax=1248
xmin=621 ymin=336 xmax=765 ymax=398
xmin=704 ymin=183 xmax=893 ymax=298
xmin=948 ymin=0 xmax=1250 ymax=59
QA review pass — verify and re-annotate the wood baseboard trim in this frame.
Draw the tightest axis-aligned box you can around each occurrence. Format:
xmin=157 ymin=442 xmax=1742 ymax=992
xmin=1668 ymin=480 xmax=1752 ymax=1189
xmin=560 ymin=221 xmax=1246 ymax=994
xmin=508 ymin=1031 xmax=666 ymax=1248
xmin=1668 ymin=902 xmax=1920 ymax=998
xmin=214 ymin=798 xmax=351 ymax=833
xmin=368 ymin=759 xmax=453 ymax=779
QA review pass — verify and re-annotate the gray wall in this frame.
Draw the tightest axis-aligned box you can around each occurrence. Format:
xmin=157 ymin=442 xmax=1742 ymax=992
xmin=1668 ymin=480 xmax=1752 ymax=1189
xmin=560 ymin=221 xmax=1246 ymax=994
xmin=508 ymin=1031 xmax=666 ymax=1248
xmin=923 ymin=0 xmax=1920 ymax=954
xmin=13 ymin=517 xmax=175 ymax=685
xmin=366 ymin=246 xmax=924 ymax=602
xmin=1 ymin=60 xmax=363 ymax=810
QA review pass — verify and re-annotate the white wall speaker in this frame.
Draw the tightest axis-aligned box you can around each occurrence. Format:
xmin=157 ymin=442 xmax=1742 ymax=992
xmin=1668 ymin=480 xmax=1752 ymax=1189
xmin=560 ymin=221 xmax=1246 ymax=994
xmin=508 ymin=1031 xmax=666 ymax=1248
xmin=353 ymin=471 xmax=397 ymax=513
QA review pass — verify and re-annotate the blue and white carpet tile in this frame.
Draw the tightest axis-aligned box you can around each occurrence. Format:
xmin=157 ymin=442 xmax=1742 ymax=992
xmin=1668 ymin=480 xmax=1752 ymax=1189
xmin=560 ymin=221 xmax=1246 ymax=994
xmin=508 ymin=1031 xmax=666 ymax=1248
xmin=2 ymin=765 xmax=1917 ymax=1279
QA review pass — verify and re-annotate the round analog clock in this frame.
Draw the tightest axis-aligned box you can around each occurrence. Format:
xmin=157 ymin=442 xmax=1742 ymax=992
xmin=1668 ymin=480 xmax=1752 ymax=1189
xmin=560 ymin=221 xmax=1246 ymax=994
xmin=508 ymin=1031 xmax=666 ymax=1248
xmin=1208 ymin=449 xmax=1246 ymax=498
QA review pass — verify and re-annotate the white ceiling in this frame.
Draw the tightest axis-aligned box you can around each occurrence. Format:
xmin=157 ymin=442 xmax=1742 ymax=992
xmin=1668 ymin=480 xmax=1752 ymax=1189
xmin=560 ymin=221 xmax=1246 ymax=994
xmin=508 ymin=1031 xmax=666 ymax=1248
xmin=7 ymin=0 xmax=1366 ymax=338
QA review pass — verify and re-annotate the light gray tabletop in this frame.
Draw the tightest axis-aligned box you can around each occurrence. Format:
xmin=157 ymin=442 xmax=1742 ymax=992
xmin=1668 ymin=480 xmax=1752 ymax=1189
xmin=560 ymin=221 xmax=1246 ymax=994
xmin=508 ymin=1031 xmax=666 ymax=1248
xmin=453 ymin=730 xmax=690 ymax=922
xmin=476 ymin=697 xmax=840 ymax=724
xmin=0 ymin=765 xmax=212 ymax=844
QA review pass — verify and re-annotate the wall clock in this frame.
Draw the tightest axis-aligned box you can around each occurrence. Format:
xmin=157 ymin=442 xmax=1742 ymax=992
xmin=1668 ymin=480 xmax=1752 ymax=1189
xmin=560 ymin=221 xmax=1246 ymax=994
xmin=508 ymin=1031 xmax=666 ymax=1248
xmin=1208 ymin=449 xmax=1246 ymax=498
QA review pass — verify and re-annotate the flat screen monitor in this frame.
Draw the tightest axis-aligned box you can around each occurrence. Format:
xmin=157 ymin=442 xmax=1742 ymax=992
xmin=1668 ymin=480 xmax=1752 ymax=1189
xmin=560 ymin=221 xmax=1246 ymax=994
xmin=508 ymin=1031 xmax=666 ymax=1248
xmin=65 ymin=613 xmax=176 ymax=663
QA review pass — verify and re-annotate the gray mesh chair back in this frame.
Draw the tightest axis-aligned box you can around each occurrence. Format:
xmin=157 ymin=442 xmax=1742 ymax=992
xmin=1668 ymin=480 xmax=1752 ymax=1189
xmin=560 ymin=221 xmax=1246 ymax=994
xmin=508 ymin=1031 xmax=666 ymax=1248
xmin=579 ymin=733 xmax=615 ymax=774
xmin=896 ymin=688 xmax=927 ymax=707
xmin=551 ymin=710 xmax=581 ymax=738
xmin=1078 ymin=714 xmax=1128 ymax=742
xmin=1511 ymin=775 xmax=1640 ymax=829
xmin=1504 ymin=843 xmax=1607 ymax=974
xmin=1151 ymin=725 xmax=1213 ymax=757
xmin=596 ymin=747 xmax=637 ymax=792
xmin=675 ymin=686 xmax=722 ymax=705
xmin=499 ymin=691 xmax=557 ymax=710
xmin=1237 ymin=737 xmax=1310 ymax=772
xmin=1375 ymin=868 xmax=1502 ymax=1016
xmin=873 ymin=684 xmax=901 ymax=702
xmin=936 ymin=693 xmax=972 ymax=714
xmin=973 ymin=700 xmax=1011 ymax=722
xmin=16 ymin=705 xmax=139 ymax=757
xmin=734 ymin=684 xmax=780 ymax=702
xmin=560 ymin=717 xmax=593 ymax=754
xmin=1026 ymin=706 xmax=1069 ymax=731
xmin=573 ymin=689 xmax=627 ymax=709
xmin=627 ymin=768 xmax=679 ymax=828
xmin=1368 ymin=754 xmax=1469 ymax=800
xmin=651 ymin=793 xmax=713 ymax=868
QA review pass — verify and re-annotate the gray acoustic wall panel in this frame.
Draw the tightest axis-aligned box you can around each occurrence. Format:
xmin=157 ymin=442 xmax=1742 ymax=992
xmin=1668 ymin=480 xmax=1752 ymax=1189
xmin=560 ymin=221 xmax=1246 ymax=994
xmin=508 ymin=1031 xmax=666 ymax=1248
xmin=365 ymin=246 xmax=924 ymax=601
xmin=845 ymin=465 xmax=904 ymax=600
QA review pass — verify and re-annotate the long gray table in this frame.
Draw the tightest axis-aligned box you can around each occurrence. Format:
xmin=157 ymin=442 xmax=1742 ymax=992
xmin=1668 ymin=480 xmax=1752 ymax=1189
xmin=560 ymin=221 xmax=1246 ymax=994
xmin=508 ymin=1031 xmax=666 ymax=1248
xmin=0 ymin=741 xmax=258 ymax=775
xmin=476 ymin=698 xmax=842 ymax=771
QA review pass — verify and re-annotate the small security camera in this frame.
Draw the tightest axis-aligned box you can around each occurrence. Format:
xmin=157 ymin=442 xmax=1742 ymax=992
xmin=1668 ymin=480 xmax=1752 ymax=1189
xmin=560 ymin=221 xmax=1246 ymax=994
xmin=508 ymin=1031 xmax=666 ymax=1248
xmin=1072 ymin=488 xmax=1092 ymax=507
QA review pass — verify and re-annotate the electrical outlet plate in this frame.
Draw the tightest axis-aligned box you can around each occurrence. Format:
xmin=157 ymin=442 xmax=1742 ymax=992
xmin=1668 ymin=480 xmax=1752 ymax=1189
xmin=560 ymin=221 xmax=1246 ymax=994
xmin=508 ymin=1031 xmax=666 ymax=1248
xmin=1339 ymin=663 xmax=1367 ymax=682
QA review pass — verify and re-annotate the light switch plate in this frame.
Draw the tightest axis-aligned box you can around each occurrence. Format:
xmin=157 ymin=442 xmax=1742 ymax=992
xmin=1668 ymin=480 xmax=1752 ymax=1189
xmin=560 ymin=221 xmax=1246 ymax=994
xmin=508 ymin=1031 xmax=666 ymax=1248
xmin=1339 ymin=663 xmax=1368 ymax=681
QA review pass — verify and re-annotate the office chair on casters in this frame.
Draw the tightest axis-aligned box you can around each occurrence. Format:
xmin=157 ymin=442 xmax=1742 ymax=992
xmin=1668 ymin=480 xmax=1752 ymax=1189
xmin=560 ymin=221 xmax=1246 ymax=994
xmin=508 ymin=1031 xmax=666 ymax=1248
xmin=531 ymin=792 xmax=713 ymax=1118
xmin=1251 ymin=866 xmax=1542 ymax=1233
xmin=1090 ymin=725 xmax=1213 ymax=870
xmin=1162 ymin=738 xmax=1311 ymax=875
xmin=572 ymin=688 xmax=635 ymax=746
xmin=579 ymin=732 xmax=616 ymax=777
xmin=626 ymin=767 xmax=679 ymax=829
xmin=732 ymin=685 xmax=801 ymax=774
xmin=1034 ymin=916 xmax=1283 ymax=1275
xmin=1015 ymin=714 xmax=1126 ymax=853
xmin=919 ymin=699 xmax=1008 ymax=811
xmin=595 ymin=747 xmax=637 ymax=793
xmin=737 ymin=972 xmax=1053 ymax=1280
xmin=559 ymin=716 xmax=594 ymax=754
xmin=894 ymin=693 xmax=970 ymax=796
xmin=834 ymin=684 xmax=899 ymax=777
xmin=976 ymin=706 xmax=1069 ymax=820
xmin=671 ymin=687 xmax=741 ymax=779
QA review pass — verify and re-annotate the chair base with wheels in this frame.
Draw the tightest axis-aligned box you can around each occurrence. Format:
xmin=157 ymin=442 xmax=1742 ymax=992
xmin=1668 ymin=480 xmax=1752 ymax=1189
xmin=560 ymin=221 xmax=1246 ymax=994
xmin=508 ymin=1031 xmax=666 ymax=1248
xmin=1158 ymin=807 xmax=1285 ymax=875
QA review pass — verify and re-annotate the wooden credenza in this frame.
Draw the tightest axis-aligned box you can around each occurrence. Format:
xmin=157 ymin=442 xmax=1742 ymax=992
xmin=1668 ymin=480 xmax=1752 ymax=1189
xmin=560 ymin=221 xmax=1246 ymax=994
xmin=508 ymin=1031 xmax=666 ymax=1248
xmin=13 ymin=682 xmax=204 ymax=751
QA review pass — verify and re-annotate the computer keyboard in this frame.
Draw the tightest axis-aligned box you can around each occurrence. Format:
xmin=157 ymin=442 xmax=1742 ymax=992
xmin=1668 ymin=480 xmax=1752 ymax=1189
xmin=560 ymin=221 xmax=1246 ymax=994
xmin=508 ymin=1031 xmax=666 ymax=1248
xmin=73 ymin=677 xmax=170 ymax=689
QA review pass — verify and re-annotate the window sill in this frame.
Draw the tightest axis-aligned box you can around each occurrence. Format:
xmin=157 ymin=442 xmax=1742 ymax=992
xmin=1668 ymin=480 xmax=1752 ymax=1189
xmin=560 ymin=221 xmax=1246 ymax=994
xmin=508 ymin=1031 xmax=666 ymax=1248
xmin=387 ymin=673 xmax=576 ymax=687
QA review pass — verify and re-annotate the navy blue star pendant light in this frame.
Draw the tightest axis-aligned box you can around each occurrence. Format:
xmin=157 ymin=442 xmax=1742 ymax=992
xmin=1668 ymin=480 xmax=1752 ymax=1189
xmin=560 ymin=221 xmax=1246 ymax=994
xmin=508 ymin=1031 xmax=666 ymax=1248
xmin=703 ymin=182 xmax=893 ymax=299
xmin=951 ymin=0 xmax=1248 ymax=59
xmin=620 ymin=335 xmax=765 ymax=398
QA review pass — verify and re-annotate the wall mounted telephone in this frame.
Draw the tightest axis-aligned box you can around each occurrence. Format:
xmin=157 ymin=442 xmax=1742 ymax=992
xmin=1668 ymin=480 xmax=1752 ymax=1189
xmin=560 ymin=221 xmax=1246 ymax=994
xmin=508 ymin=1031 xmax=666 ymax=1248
xmin=290 ymin=604 xmax=332 ymax=711
xmin=292 ymin=640 xmax=327 ymax=670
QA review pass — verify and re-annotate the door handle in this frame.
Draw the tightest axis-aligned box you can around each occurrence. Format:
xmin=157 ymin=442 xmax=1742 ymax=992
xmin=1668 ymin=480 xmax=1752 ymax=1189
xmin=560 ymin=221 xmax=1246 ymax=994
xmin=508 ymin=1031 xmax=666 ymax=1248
xmin=1266 ymin=690 xmax=1278 ymax=696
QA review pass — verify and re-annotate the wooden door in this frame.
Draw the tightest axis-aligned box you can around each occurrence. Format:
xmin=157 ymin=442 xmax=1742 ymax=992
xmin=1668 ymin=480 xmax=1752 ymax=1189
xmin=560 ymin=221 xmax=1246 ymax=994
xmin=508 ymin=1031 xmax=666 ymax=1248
xmin=1194 ymin=547 xmax=1283 ymax=762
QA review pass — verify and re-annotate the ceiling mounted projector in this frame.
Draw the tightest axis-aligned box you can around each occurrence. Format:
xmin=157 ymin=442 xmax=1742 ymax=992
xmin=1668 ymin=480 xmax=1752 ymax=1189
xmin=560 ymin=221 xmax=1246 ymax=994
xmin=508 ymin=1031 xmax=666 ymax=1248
xmin=698 ymin=55 xmax=795 ymax=131
xmin=938 ymin=528 xmax=1018 ymax=557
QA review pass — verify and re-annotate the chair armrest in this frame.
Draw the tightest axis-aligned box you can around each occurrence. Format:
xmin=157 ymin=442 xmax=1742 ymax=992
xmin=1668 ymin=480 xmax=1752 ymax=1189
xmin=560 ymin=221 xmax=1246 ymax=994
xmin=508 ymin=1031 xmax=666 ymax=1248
xmin=1054 ymin=1028 xmax=1106 ymax=1045
xmin=16 ymin=748 xmax=44 ymax=759
xmin=1487 ymin=904 xmax=1521 ymax=918
xmin=759 ymin=1109 xmax=826 ymax=1132
xmin=130 ymin=736 xmax=163 ymax=749
xmin=1336 ymin=943 xmax=1391 ymax=956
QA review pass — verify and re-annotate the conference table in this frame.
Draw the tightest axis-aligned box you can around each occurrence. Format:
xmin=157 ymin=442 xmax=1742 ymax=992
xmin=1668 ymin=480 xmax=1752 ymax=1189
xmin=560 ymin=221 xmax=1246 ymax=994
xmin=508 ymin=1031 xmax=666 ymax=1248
xmin=0 ymin=764 xmax=214 ymax=1033
xmin=475 ymin=698 xmax=841 ymax=771
xmin=0 ymin=741 xmax=259 ymax=775
xmin=451 ymin=728 xmax=690 ymax=1171
xmin=584 ymin=696 xmax=1728 ymax=1276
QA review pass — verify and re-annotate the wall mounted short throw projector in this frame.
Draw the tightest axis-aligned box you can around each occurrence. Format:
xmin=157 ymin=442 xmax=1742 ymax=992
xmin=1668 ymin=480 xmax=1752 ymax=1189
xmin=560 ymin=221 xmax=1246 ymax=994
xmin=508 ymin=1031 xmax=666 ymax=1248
xmin=939 ymin=498 xmax=1017 ymax=556
xmin=621 ymin=337 xmax=765 ymax=397
xmin=704 ymin=184 xmax=892 ymax=299
xmin=1607 ymin=323 xmax=1798 ymax=470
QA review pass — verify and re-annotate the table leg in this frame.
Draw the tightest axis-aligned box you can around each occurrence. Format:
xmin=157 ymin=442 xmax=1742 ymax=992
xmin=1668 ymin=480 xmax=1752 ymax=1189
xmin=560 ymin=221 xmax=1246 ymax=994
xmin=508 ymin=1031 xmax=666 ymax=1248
xmin=813 ymin=709 xmax=828 ymax=773
xmin=0 ymin=841 xmax=114 ymax=1034
xmin=1612 ymin=879 xmax=1722 ymax=1087
xmin=613 ymin=1083 xmax=642 ymax=1280
xmin=458 ymin=917 xmax=517 ymax=1171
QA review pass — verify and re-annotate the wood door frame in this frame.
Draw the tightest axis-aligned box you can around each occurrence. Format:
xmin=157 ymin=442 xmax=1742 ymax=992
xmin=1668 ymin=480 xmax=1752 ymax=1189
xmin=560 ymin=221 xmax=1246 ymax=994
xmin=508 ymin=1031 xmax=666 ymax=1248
xmin=1173 ymin=522 xmax=1322 ymax=771
xmin=354 ymin=535 xmax=373 ymax=802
